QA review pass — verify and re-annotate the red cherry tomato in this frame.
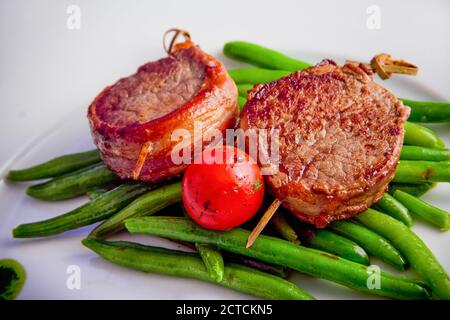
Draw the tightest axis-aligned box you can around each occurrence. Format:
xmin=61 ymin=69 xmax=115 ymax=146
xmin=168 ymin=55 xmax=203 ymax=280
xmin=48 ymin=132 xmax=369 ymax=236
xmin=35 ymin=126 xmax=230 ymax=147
xmin=182 ymin=145 xmax=264 ymax=230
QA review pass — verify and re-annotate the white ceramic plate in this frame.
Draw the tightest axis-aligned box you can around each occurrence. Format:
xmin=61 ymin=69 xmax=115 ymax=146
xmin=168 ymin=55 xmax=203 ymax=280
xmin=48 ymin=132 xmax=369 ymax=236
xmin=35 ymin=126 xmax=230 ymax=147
xmin=0 ymin=51 xmax=449 ymax=299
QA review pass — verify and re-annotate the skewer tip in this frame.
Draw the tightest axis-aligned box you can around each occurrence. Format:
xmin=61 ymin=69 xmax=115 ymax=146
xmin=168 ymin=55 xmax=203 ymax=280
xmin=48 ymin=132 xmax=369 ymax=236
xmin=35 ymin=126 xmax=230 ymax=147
xmin=246 ymin=198 xmax=282 ymax=248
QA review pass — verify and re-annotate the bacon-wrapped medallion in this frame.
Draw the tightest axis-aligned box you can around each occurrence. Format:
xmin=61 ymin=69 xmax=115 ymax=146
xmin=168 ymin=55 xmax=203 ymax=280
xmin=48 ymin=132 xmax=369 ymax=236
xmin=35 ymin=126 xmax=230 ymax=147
xmin=88 ymin=37 xmax=238 ymax=183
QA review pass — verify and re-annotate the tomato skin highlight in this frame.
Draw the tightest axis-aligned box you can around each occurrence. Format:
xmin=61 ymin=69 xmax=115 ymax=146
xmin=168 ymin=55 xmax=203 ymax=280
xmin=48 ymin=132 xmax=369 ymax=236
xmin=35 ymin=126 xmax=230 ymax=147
xmin=182 ymin=146 xmax=264 ymax=230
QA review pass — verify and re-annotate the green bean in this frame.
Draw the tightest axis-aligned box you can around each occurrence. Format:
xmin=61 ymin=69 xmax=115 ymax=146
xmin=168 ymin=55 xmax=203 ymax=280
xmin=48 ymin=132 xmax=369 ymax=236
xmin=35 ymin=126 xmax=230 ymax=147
xmin=378 ymin=271 xmax=429 ymax=291
xmin=393 ymin=190 xmax=449 ymax=230
xmin=401 ymin=98 xmax=450 ymax=123
xmin=270 ymin=213 xmax=300 ymax=244
xmin=223 ymin=41 xmax=311 ymax=72
xmin=195 ymin=243 xmax=224 ymax=283
xmin=13 ymin=183 xmax=150 ymax=238
xmin=354 ymin=208 xmax=450 ymax=299
xmin=228 ymin=68 xmax=291 ymax=84
xmin=180 ymin=207 xmax=225 ymax=282
xmin=6 ymin=149 xmax=101 ymax=182
xmin=374 ymin=193 xmax=413 ymax=227
xmin=301 ymin=228 xmax=369 ymax=265
xmin=222 ymin=253 xmax=288 ymax=279
xmin=237 ymin=84 xmax=253 ymax=97
xmin=26 ymin=163 xmax=119 ymax=201
xmin=125 ymin=217 xmax=429 ymax=299
xmin=394 ymin=160 xmax=450 ymax=183
xmin=86 ymin=187 xmax=111 ymax=200
xmin=237 ymin=96 xmax=246 ymax=110
xmin=388 ymin=182 xmax=435 ymax=197
xmin=404 ymin=121 xmax=446 ymax=149
xmin=89 ymin=182 xmax=182 ymax=239
xmin=237 ymin=83 xmax=446 ymax=153
xmin=328 ymin=220 xmax=407 ymax=270
xmin=82 ymin=239 xmax=314 ymax=300
xmin=400 ymin=145 xmax=450 ymax=161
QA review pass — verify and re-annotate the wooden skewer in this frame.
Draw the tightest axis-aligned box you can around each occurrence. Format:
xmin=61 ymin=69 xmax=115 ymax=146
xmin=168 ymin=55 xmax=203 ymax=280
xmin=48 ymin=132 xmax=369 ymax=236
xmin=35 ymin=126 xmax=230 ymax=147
xmin=132 ymin=141 xmax=152 ymax=180
xmin=246 ymin=198 xmax=282 ymax=248
xmin=347 ymin=53 xmax=418 ymax=80
xmin=370 ymin=53 xmax=418 ymax=80
xmin=163 ymin=28 xmax=191 ymax=55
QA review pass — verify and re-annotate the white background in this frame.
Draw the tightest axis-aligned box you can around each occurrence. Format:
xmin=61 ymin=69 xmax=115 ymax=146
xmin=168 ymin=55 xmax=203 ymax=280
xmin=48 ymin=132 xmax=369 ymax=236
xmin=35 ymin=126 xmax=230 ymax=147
xmin=0 ymin=0 xmax=449 ymax=300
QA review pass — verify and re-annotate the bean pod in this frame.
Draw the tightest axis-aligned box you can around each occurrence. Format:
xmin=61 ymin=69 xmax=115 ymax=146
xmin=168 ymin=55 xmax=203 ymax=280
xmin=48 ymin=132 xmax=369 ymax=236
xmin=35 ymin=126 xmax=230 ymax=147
xmin=400 ymin=146 xmax=450 ymax=161
xmin=223 ymin=41 xmax=311 ymax=71
xmin=394 ymin=160 xmax=450 ymax=184
xmin=401 ymin=98 xmax=450 ymax=123
xmin=228 ymin=68 xmax=291 ymax=84
xmin=388 ymin=182 xmax=435 ymax=197
xmin=393 ymin=190 xmax=449 ymax=230
xmin=7 ymin=149 xmax=101 ymax=182
xmin=26 ymin=163 xmax=119 ymax=201
xmin=374 ymin=193 xmax=413 ymax=227
xmin=14 ymin=183 xmax=150 ymax=238
xmin=403 ymin=122 xmax=446 ymax=149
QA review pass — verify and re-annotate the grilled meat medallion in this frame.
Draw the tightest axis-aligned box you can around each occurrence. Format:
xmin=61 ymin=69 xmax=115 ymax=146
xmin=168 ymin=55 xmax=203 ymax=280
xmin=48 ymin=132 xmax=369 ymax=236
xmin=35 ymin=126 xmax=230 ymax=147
xmin=88 ymin=41 xmax=239 ymax=183
xmin=240 ymin=60 xmax=409 ymax=228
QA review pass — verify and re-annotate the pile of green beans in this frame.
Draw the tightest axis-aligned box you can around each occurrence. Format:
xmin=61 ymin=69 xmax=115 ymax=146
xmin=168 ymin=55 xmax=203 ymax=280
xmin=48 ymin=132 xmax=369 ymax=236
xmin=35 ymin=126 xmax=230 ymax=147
xmin=355 ymin=209 xmax=450 ymax=299
xmin=5 ymin=149 xmax=300 ymax=297
xmin=82 ymin=239 xmax=314 ymax=300
xmin=6 ymin=149 xmax=101 ymax=181
xmin=393 ymin=190 xmax=449 ymax=230
xmin=125 ymin=216 xmax=430 ymax=300
xmin=26 ymin=163 xmax=120 ymax=201
xmin=13 ymin=183 xmax=151 ymax=238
